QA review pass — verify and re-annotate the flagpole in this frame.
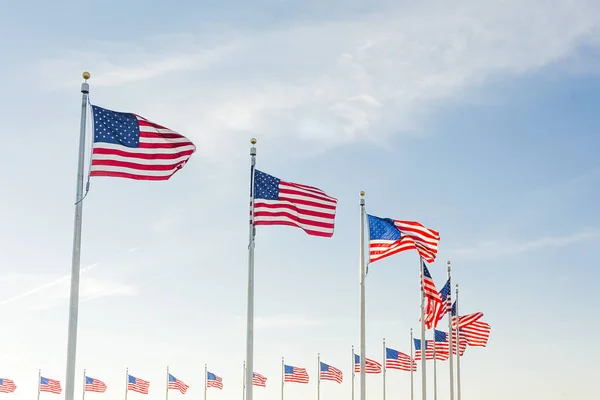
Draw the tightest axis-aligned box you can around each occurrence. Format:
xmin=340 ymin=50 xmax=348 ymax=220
xmin=317 ymin=353 xmax=321 ymax=400
xmin=204 ymin=364 xmax=208 ymax=400
xmin=447 ymin=262 xmax=454 ymax=400
xmin=65 ymin=70 xmax=91 ymax=400
xmin=125 ymin=368 xmax=128 ymax=400
xmin=455 ymin=285 xmax=461 ymax=400
xmin=245 ymin=138 xmax=257 ymax=400
xmin=359 ymin=191 xmax=366 ymax=400
xmin=382 ymin=338 xmax=386 ymax=400
xmin=433 ymin=332 xmax=437 ymax=400
xmin=243 ymin=362 xmax=246 ymax=400
xmin=410 ymin=330 xmax=414 ymax=400
xmin=82 ymin=369 xmax=86 ymax=400
xmin=420 ymin=258 xmax=427 ymax=400
xmin=351 ymin=346 xmax=355 ymax=400
xmin=281 ymin=358 xmax=284 ymax=400
xmin=166 ymin=366 xmax=169 ymax=400
xmin=37 ymin=369 xmax=41 ymax=400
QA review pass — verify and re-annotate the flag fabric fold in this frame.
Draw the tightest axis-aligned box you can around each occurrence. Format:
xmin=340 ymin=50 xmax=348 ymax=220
xmin=253 ymin=170 xmax=338 ymax=237
xmin=90 ymin=105 xmax=196 ymax=181
xmin=284 ymin=365 xmax=309 ymax=383
xmin=353 ymin=354 xmax=382 ymax=374
xmin=367 ymin=215 xmax=440 ymax=263
xmin=168 ymin=374 xmax=189 ymax=394
xmin=252 ymin=372 xmax=267 ymax=387
xmin=422 ymin=262 xmax=444 ymax=329
xmin=319 ymin=362 xmax=343 ymax=383
xmin=85 ymin=376 xmax=107 ymax=393
xmin=460 ymin=321 xmax=491 ymax=347
xmin=40 ymin=377 xmax=62 ymax=394
xmin=385 ymin=348 xmax=417 ymax=371
xmin=206 ymin=372 xmax=223 ymax=390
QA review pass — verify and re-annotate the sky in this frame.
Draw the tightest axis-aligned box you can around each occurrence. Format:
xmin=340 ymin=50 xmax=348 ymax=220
xmin=1 ymin=0 xmax=600 ymax=399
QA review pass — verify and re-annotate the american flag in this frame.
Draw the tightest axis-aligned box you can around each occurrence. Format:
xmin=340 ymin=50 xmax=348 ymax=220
xmin=422 ymin=263 xmax=444 ymax=329
xmin=413 ymin=338 xmax=426 ymax=361
xmin=0 ymin=378 xmax=16 ymax=393
xmin=90 ymin=105 xmax=196 ymax=181
xmin=319 ymin=362 xmax=343 ymax=383
xmin=253 ymin=170 xmax=338 ymax=237
xmin=367 ymin=215 xmax=440 ymax=263
xmin=460 ymin=321 xmax=491 ymax=347
xmin=252 ymin=372 xmax=267 ymax=387
xmin=40 ymin=377 xmax=61 ymax=394
xmin=425 ymin=330 xmax=450 ymax=361
xmin=284 ymin=365 xmax=309 ymax=384
xmin=451 ymin=301 xmax=484 ymax=329
xmin=206 ymin=372 xmax=223 ymax=389
xmin=385 ymin=348 xmax=416 ymax=371
xmin=85 ymin=376 xmax=106 ymax=393
xmin=127 ymin=375 xmax=149 ymax=394
xmin=168 ymin=374 xmax=189 ymax=394
xmin=353 ymin=354 xmax=382 ymax=374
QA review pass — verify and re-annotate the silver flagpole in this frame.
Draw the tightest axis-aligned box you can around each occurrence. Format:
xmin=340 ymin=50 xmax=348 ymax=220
xmin=243 ymin=362 xmax=246 ymax=400
xmin=382 ymin=338 xmax=386 ymax=400
xmin=420 ymin=258 xmax=427 ymax=400
xmin=245 ymin=138 xmax=257 ymax=400
xmin=204 ymin=365 xmax=208 ymax=400
xmin=166 ymin=366 xmax=169 ymax=400
xmin=281 ymin=358 xmax=284 ymax=400
xmin=359 ymin=191 xmax=366 ymax=400
xmin=82 ymin=369 xmax=86 ymax=400
xmin=37 ymin=369 xmax=41 ymax=400
xmin=125 ymin=368 xmax=128 ymax=400
xmin=65 ymin=71 xmax=91 ymax=400
xmin=317 ymin=353 xmax=321 ymax=400
xmin=351 ymin=346 xmax=355 ymax=400
xmin=446 ymin=261 xmax=454 ymax=400
xmin=410 ymin=330 xmax=414 ymax=400
xmin=433 ymin=332 xmax=437 ymax=400
xmin=455 ymin=285 xmax=461 ymax=400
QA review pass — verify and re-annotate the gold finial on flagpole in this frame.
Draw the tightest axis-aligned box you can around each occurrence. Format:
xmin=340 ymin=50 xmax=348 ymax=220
xmin=360 ymin=191 xmax=365 ymax=197
xmin=447 ymin=260 xmax=451 ymax=265
xmin=82 ymin=71 xmax=90 ymax=81
xmin=250 ymin=138 xmax=257 ymax=145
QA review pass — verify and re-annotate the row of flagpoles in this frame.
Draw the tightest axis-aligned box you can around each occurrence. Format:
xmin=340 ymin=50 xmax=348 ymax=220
xmin=57 ymin=73 xmax=490 ymax=400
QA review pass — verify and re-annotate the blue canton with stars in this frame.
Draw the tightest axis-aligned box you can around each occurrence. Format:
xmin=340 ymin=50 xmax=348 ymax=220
xmin=92 ymin=105 xmax=140 ymax=148
xmin=254 ymin=169 xmax=281 ymax=200
xmin=367 ymin=214 xmax=401 ymax=241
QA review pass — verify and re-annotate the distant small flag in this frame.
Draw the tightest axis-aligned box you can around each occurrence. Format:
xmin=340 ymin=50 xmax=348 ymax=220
xmin=253 ymin=170 xmax=338 ymax=237
xmin=413 ymin=338 xmax=427 ymax=361
xmin=206 ymin=372 xmax=223 ymax=390
xmin=367 ymin=215 xmax=440 ymax=263
xmin=168 ymin=374 xmax=189 ymax=394
xmin=422 ymin=262 xmax=444 ymax=329
xmin=284 ymin=365 xmax=309 ymax=384
xmin=252 ymin=372 xmax=267 ymax=388
xmin=385 ymin=348 xmax=416 ymax=371
xmin=451 ymin=301 xmax=484 ymax=329
xmin=0 ymin=379 xmax=16 ymax=393
xmin=40 ymin=377 xmax=61 ymax=394
xmin=85 ymin=376 xmax=106 ymax=393
xmin=127 ymin=375 xmax=149 ymax=394
xmin=319 ymin=362 xmax=343 ymax=383
xmin=354 ymin=354 xmax=382 ymax=374
xmin=90 ymin=105 xmax=196 ymax=181
xmin=460 ymin=321 xmax=491 ymax=347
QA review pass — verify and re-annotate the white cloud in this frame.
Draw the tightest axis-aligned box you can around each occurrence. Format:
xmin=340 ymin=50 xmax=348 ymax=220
xmin=34 ymin=0 xmax=600 ymax=159
xmin=450 ymin=229 xmax=600 ymax=259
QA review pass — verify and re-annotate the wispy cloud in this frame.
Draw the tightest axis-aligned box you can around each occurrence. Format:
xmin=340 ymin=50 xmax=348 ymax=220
xmin=33 ymin=0 xmax=600 ymax=157
xmin=451 ymin=229 xmax=600 ymax=259
xmin=0 ymin=262 xmax=100 ymax=306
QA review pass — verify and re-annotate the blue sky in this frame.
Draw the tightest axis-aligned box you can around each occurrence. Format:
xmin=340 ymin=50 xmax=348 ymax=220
xmin=1 ymin=1 xmax=599 ymax=400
